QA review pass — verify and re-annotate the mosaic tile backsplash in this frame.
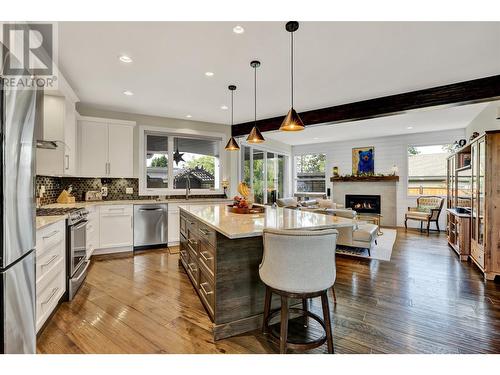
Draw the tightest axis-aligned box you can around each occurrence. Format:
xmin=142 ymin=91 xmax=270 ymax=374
xmin=36 ymin=176 xmax=225 ymax=205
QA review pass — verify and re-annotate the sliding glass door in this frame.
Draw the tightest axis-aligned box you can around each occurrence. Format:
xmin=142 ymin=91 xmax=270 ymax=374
xmin=240 ymin=146 xmax=288 ymax=205
xmin=252 ymin=149 xmax=265 ymax=204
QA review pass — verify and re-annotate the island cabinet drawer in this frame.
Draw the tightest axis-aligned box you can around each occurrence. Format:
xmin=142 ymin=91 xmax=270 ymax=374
xmin=198 ymin=267 xmax=215 ymax=317
xmin=198 ymin=240 xmax=215 ymax=277
xmin=186 ymin=255 xmax=199 ymax=288
xmin=183 ymin=214 xmax=198 ymax=237
xmin=187 ymin=237 xmax=199 ymax=258
xmin=180 ymin=214 xmax=187 ymax=237
xmin=198 ymin=223 xmax=216 ymax=248
xmin=179 ymin=234 xmax=189 ymax=264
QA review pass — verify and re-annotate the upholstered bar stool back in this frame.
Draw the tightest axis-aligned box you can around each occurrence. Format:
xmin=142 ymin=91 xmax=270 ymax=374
xmin=259 ymin=228 xmax=338 ymax=354
xmin=260 ymin=228 xmax=338 ymax=293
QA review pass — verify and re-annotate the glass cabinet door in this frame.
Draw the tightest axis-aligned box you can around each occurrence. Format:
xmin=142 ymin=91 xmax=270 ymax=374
xmin=447 ymin=157 xmax=453 ymax=208
xmin=471 ymin=142 xmax=477 ymax=242
xmin=478 ymin=138 xmax=486 ymax=247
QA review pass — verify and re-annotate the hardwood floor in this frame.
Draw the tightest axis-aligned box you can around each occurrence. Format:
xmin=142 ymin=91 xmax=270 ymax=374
xmin=37 ymin=229 xmax=500 ymax=354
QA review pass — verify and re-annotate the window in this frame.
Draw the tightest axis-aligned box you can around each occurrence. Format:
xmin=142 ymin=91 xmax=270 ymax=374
xmin=146 ymin=134 xmax=169 ymax=189
xmin=407 ymin=144 xmax=452 ymax=196
xmin=173 ymin=137 xmax=220 ymax=190
xmin=294 ymin=153 xmax=326 ymax=193
xmin=240 ymin=145 xmax=288 ymax=204
xmin=140 ymin=128 xmax=222 ymax=194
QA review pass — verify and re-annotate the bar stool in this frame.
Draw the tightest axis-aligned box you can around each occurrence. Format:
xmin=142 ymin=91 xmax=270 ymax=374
xmin=259 ymin=228 xmax=338 ymax=354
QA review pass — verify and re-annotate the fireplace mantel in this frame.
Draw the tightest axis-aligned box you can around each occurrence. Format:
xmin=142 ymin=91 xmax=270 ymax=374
xmin=330 ymin=175 xmax=399 ymax=182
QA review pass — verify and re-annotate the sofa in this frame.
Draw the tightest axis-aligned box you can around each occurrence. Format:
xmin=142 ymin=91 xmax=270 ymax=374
xmin=276 ymin=198 xmax=378 ymax=255
xmin=323 ymin=208 xmax=378 ymax=256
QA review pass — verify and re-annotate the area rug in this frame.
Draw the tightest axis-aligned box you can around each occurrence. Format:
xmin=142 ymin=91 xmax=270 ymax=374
xmin=336 ymin=228 xmax=397 ymax=261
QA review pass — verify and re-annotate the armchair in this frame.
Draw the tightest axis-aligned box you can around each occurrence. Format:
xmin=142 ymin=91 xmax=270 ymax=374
xmin=405 ymin=196 xmax=444 ymax=234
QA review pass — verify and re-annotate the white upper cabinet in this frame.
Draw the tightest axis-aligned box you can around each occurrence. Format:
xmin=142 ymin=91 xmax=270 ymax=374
xmin=78 ymin=120 xmax=108 ymax=177
xmin=78 ymin=116 xmax=135 ymax=178
xmin=64 ymin=99 xmax=77 ymax=175
xmin=37 ymin=95 xmax=78 ymax=176
xmin=108 ymin=123 xmax=134 ymax=178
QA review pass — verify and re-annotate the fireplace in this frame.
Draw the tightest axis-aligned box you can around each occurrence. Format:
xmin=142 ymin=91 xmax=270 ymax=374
xmin=345 ymin=194 xmax=381 ymax=214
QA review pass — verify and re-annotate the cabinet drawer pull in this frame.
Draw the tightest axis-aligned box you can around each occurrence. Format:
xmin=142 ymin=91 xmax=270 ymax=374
xmin=65 ymin=154 xmax=70 ymax=170
xmin=200 ymin=282 xmax=213 ymax=295
xmin=42 ymin=230 xmax=59 ymax=239
xmin=108 ymin=207 xmax=125 ymax=211
xmin=188 ymin=263 xmax=197 ymax=273
xmin=200 ymin=251 xmax=213 ymax=262
xmin=42 ymin=287 xmax=59 ymax=305
xmin=41 ymin=255 xmax=58 ymax=269
xmin=199 ymin=228 xmax=210 ymax=236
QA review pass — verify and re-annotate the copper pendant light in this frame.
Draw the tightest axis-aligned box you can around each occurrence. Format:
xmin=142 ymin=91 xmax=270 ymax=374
xmin=224 ymin=85 xmax=240 ymax=151
xmin=246 ymin=60 xmax=265 ymax=143
xmin=279 ymin=21 xmax=305 ymax=132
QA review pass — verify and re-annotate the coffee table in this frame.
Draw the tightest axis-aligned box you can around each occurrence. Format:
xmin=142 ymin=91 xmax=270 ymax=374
xmin=357 ymin=213 xmax=383 ymax=235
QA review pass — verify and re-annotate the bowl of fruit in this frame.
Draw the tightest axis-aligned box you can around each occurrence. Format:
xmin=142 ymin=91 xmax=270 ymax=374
xmin=229 ymin=196 xmax=251 ymax=214
xmin=227 ymin=183 xmax=265 ymax=214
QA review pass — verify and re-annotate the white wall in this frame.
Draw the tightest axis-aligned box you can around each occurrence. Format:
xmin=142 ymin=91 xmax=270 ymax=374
xmin=292 ymin=128 xmax=466 ymax=229
xmin=465 ymin=100 xmax=500 ymax=138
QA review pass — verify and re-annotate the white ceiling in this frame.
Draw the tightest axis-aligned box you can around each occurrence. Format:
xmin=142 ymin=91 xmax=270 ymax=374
xmin=265 ymin=102 xmax=488 ymax=145
xmin=57 ymin=22 xmax=500 ymax=125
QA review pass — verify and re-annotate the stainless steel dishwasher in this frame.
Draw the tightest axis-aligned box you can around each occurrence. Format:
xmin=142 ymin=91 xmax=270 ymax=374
xmin=133 ymin=204 xmax=168 ymax=249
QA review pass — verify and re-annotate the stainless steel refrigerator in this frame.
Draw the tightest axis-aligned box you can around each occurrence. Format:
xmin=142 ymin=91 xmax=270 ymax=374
xmin=0 ymin=76 xmax=38 ymax=354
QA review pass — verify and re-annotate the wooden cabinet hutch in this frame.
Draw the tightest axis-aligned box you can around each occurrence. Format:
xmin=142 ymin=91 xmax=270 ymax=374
xmin=447 ymin=130 xmax=500 ymax=280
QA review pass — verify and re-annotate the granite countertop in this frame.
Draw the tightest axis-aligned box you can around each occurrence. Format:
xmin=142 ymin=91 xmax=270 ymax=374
xmin=36 ymin=198 xmax=231 ymax=230
xmin=41 ymin=197 xmax=232 ymax=209
xmin=36 ymin=215 xmax=67 ymax=230
xmin=179 ymin=204 xmax=355 ymax=239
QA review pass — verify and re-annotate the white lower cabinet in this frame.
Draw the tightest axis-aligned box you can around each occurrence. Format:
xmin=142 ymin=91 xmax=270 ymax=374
xmin=36 ymin=220 xmax=66 ymax=333
xmin=96 ymin=205 xmax=133 ymax=253
xmin=168 ymin=203 xmax=180 ymax=245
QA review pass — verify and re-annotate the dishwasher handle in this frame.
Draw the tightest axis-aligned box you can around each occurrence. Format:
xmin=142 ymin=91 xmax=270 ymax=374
xmin=138 ymin=208 xmax=164 ymax=212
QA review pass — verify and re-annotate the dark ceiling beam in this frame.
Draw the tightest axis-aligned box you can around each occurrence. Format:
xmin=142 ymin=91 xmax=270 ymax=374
xmin=232 ymin=74 xmax=500 ymax=137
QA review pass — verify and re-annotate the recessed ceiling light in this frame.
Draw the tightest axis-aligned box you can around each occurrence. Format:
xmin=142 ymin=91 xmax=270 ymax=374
xmin=205 ymin=71 xmax=214 ymax=77
xmin=233 ymin=25 xmax=245 ymax=34
xmin=220 ymin=105 xmax=228 ymax=110
xmin=186 ymin=115 xmax=192 ymax=118
xmin=119 ymin=55 xmax=133 ymax=63
xmin=123 ymin=90 xmax=134 ymax=96
xmin=313 ymin=137 xmax=320 ymax=140
xmin=407 ymin=126 xmax=413 ymax=130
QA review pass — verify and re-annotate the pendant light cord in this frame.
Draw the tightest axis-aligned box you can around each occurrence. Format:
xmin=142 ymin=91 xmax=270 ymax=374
xmin=291 ymin=31 xmax=294 ymax=108
xmin=254 ymin=65 xmax=257 ymax=125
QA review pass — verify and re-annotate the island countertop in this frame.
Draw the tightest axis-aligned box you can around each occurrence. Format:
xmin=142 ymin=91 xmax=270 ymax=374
xmin=179 ymin=203 xmax=355 ymax=239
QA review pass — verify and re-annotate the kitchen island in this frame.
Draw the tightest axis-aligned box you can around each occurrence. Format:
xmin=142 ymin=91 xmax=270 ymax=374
xmin=178 ymin=203 xmax=354 ymax=340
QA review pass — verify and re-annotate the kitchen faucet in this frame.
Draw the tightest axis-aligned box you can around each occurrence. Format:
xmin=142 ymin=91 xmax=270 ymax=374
xmin=185 ymin=175 xmax=191 ymax=200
